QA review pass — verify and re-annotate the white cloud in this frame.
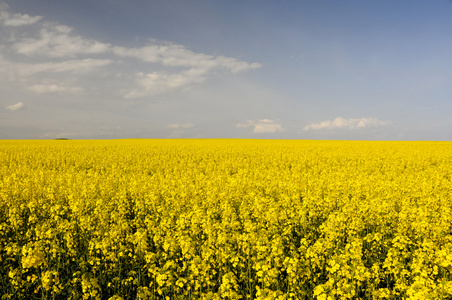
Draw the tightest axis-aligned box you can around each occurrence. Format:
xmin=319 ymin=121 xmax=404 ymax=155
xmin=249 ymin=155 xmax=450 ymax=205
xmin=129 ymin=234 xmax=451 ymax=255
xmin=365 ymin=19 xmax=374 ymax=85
xmin=236 ymin=119 xmax=285 ymax=134
xmin=0 ymin=3 xmax=42 ymax=26
xmin=303 ymin=117 xmax=392 ymax=131
xmin=115 ymin=43 xmax=261 ymax=97
xmin=1 ymin=58 xmax=113 ymax=77
xmin=124 ymin=69 xmax=207 ymax=98
xmin=113 ymin=44 xmax=261 ymax=73
xmin=28 ymin=84 xmax=83 ymax=94
xmin=10 ymin=24 xmax=260 ymax=74
xmin=168 ymin=123 xmax=194 ymax=129
xmin=214 ymin=56 xmax=262 ymax=74
xmin=5 ymin=101 xmax=25 ymax=111
xmin=13 ymin=24 xmax=111 ymax=57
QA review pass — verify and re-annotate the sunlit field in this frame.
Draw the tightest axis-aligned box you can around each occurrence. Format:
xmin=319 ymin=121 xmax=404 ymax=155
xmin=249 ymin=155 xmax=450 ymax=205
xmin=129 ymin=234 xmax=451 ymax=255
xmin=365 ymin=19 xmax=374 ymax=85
xmin=1 ymin=139 xmax=452 ymax=299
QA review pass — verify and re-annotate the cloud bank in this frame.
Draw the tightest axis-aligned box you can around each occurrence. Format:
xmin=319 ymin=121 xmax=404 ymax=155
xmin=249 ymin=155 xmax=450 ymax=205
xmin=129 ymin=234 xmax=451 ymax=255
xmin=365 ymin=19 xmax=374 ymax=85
xmin=303 ymin=117 xmax=392 ymax=131
xmin=236 ymin=119 xmax=285 ymax=134
xmin=0 ymin=3 xmax=261 ymax=101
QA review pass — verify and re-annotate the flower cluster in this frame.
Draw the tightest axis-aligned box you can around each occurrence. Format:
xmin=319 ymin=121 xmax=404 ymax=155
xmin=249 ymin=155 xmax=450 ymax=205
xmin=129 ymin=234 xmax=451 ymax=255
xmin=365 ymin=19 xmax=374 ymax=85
xmin=1 ymin=139 xmax=452 ymax=299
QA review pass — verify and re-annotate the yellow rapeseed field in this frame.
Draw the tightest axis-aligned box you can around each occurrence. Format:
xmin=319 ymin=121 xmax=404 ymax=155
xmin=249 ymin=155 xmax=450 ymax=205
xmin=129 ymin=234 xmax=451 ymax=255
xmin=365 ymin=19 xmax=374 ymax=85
xmin=1 ymin=139 xmax=452 ymax=299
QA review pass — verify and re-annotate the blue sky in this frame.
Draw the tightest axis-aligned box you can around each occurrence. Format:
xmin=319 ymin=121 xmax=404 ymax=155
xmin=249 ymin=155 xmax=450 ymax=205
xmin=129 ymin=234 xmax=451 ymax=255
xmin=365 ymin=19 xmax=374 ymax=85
xmin=1 ymin=0 xmax=452 ymax=140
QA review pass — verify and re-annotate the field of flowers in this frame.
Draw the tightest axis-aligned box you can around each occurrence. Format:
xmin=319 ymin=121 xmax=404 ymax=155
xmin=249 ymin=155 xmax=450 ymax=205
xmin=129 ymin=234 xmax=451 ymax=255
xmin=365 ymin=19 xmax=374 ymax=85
xmin=1 ymin=139 xmax=452 ymax=299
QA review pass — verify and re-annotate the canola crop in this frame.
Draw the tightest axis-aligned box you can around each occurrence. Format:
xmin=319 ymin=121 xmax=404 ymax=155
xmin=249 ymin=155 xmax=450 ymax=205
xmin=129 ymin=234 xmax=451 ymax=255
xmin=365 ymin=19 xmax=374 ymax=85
xmin=1 ymin=139 xmax=452 ymax=299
